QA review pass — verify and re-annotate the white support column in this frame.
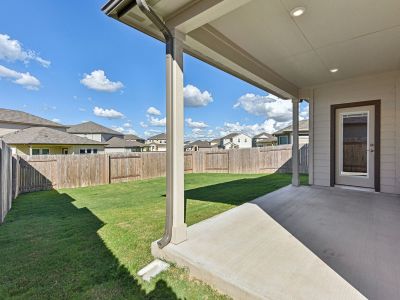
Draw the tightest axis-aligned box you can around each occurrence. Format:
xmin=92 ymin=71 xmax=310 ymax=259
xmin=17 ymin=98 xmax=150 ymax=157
xmin=292 ymin=98 xmax=300 ymax=186
xmin=308 ymin=94 xmax=314 ymax=185
xmin=167 ymin=29 xmax=187 ymax=244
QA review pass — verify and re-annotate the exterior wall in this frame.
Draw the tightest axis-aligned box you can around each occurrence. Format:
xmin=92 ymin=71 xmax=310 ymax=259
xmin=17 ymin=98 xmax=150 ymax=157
xmin=104 ymin=147 xmax=143 ymax=153
xmin=296 ymin=134 xmax=309 ymax=144
xmin=276 ymin=133 xmax=309 ymax=145
xmin=308 ymin=70 xmax=400 ymax=194
xmin=68 ymin=145 xmax=105 ymax=154
xmin=10 ymin=144 xmax=105 ymax=155
xmin=74 ymin=133 xmax=103 ymax=142
xmin=147 ymin=140 xmax=167 ymax=152
xmin=254 ymin=141 xmax=276 ymax=147
xmin=222 ymin=134 xmax=252 ymax=149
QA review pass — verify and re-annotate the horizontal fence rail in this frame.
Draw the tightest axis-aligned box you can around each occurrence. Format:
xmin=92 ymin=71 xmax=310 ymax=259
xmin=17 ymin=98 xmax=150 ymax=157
xmin=13 ymin=144 xmax=308 ymax=193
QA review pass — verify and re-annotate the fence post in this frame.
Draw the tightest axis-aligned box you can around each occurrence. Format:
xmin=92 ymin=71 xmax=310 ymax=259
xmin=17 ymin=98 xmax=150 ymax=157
xmin=108 ymin=155 xmax=112 ymax=184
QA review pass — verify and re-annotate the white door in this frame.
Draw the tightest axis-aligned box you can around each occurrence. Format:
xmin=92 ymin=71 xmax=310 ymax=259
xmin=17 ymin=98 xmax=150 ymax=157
xmin=335 ymin=105 xmax=375 ymax=188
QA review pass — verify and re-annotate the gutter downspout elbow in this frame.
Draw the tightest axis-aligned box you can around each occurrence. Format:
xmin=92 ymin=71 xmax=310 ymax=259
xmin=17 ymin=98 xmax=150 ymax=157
xmin=136 ymin=0 xmax=174 ymax=249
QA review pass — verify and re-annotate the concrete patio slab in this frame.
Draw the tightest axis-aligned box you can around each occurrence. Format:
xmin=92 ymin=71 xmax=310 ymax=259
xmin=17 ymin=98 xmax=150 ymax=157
xmin=151 ymin=185 xmax=394 ymax=300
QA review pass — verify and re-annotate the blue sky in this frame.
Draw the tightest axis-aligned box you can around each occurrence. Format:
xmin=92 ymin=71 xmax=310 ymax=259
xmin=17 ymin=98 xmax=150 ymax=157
xmin=0 ymin=0 xmax=308 ymax=140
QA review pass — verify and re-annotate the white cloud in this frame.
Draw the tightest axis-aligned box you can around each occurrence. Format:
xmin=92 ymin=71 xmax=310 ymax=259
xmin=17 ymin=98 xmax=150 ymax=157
xmin=0 ymin=65 xmax=40 ymax=90
xmin=81 ymin=70 xmax=124 ymax=92
xmin=0 ymin=33 xmax=50 ymax=67
xmin=144 ymin=129 xmax=162 ymax=137
xmin=147 ymin=106 xmax=161 ymax=116
xmin=111 ymin=123 xmax=137 ymax=135
xmin=185 ymin=128 xmax=216 ymax=140
xmin=78 ymin=107 xmax=86 ymax=112
xmin=140 ymin=121 xmax=148 ymax=128
xmin=93 ymin=106 xmax=124 ymax=119
xmin=300 ymin=104 xmax=309 ymax=120
xmin=234 ymin=93 xmax=292 ymax=123
xmin=185 ymin=118 xmax=208 ymax=128
xmin=43 ymin=104 xmax=56 ymax=111
xmin=52 ymin=118 xmax=61 ymax=123
xmin=111 ymin=126 xmax=124 ymax=133
xmin=184 ymin=84 xmax=213 ymax=107
xmin=218 ymin=119 xmax=291 ymax=137
xmin=35 ymin=57 xmax=51 ymax=68
xmin=149 ymin=116 xmax=166 ymax=127
xmin=125 ymin=128 xmax=137 ymax=134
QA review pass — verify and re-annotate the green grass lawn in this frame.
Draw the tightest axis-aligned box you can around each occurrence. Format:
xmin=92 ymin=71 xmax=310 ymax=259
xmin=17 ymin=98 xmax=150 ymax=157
xmin=0 ymin=173 xmax=307 ymax=299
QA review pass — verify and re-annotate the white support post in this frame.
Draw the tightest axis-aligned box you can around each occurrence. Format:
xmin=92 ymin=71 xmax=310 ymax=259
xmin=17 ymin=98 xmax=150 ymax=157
xmin=308 ymin=94 xmax=314 ymax=185
xmin=292 ymin=98 xmax=300 ymax=186
xmin=167 ymin=29 xmax=187 ymax=244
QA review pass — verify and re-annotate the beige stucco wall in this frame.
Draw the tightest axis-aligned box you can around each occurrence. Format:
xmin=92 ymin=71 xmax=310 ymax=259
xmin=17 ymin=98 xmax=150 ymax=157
xmin=307 ymin=70 xmax=400 ymax=194
xmin=10 ymin=144 xmax=105 ymax=155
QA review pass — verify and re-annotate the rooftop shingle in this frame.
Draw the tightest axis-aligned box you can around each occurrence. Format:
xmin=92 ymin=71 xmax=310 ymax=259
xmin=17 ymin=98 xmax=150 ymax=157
xmin=0 ymin=108 xmax=66 ymax=128
xmin=2 ymin=127 xmax=105 ymax=145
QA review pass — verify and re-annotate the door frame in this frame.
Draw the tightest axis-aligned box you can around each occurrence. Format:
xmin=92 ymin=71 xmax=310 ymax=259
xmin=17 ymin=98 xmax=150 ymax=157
xmin=330 ymin=100 xmax=381 ymax=191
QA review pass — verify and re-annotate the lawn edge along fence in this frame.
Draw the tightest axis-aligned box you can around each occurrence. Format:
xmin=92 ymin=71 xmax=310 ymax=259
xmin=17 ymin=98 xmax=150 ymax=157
xmin=13 ymin=144 xmax=308 ymax=193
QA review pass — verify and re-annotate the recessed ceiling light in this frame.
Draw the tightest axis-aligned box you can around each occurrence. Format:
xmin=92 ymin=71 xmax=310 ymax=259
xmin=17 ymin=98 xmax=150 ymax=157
xmin=290 ymin=7 xmax=306 ymax=17
xmin=330 ymin=68 xmax=339 ymax=73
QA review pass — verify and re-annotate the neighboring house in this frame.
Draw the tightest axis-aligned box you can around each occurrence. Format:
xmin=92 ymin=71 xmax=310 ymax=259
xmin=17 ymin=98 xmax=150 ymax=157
xmin=210 ymin=138 xmax=221 ymax=148
xmin=146 ymin=133 xmax=167 ymax=152
xmin=274 ymin=120 xmax=309 ymax=145
xmin=220 ymin=133 xmax=252 ymax=149
xmin=67 ymin=121 xmax=123 ymax=142
xmin=2 ymin=126 xmax=105 ymax=155
xmin=184 ymin=140 xmax=212 ymax=151
xmin=252 ymin=132 xmax=277 ymax=147
xmin=105 ymin=136 xmax=149 ymax=153
xmin=0 ymin=108 xmax=67 ymax=137
xmin=123 ymin=134 xmax=145 ymax=144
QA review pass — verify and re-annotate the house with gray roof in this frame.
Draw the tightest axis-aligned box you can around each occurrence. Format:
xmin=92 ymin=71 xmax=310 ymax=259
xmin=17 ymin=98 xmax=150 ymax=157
xmin=105 ymin=136 xmax=149 ymax=153
xmin=252 ymin=132 xmax=277 ymax=147
xmin=220 ymin=132 xmax=252 ymax=149
xmin=0 ymin=108 xmax=67 ymax=137
xmin=67 ymin=121 xmax=123 ymax=143
xmin=184 ymin=140 xmax=212 ymax=152
xmin=273 ymin=120 xmax=309 ymax=145
xmin=123 ymin=134 xmax=145 ymax=144
xmin=146 ymin=133 xmax=167 ymax=152
xmin=2 ymin=126 xmax=106 ymax=155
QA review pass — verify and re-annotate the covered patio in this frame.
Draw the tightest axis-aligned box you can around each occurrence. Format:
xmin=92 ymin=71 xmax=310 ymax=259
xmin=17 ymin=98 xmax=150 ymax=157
xmin=153 ymin=186 xmax=400 ymax=299
xmin=102 ymin=0 xmax=400 ymax=298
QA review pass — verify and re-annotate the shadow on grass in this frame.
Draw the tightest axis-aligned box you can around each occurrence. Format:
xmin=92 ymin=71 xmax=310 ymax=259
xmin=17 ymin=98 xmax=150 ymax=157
xmin=0 ymin=190 xmax=178 ymax=299
xmin=185 ymin=173 xmax=308 ymax=206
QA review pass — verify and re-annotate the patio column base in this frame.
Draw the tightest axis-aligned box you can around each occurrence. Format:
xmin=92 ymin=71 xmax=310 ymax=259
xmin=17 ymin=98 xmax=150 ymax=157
xmin=171 ymin=224 xmax=187 ymax=245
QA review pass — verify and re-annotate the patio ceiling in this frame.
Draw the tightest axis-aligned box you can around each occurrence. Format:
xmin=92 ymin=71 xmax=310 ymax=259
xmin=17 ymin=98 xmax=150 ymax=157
xmin=103 ymin=0 xmax=400 ymax=99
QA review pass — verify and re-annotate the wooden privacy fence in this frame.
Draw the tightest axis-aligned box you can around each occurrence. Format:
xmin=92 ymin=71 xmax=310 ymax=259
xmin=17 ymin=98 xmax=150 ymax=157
xmin=0 ymin=141 xmax=19 ymax=223
xmin=15 ymin=144 xmax=308 ymax=192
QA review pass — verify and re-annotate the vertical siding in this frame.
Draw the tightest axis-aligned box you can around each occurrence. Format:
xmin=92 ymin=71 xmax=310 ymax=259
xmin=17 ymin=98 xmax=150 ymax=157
xmin=396 ymin=77 xmax=400 ymax=194
xmin=311 ymin=70 xmax=400 ymax=193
